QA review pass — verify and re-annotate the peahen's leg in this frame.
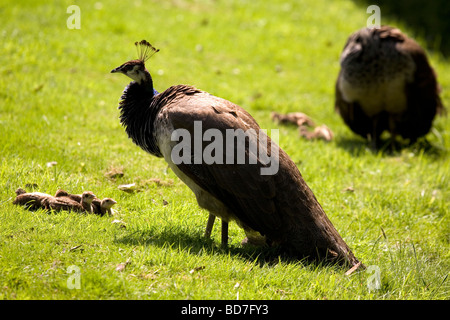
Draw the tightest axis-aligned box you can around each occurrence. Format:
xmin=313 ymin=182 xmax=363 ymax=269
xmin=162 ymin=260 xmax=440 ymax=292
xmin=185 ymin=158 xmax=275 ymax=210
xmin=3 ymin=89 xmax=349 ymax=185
xmin=221 ymin=220 xmax=229 ymax=247
xmin=204 ymin=213 xmax=229 ymax=247
xmin=204 ymin=213 xmax=216 ymax=238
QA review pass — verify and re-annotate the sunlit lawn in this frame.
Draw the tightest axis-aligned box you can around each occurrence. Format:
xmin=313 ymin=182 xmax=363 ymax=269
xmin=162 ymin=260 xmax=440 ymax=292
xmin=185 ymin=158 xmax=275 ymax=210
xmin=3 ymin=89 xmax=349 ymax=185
xmin=0 ymin=0 xmax=448 ymax=299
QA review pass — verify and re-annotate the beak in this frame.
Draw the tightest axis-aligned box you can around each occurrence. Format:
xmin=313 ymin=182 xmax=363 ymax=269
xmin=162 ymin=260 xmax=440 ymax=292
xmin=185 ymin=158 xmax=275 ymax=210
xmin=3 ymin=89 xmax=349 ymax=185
xmin=110 ymin=65 xmax=123 ymax=73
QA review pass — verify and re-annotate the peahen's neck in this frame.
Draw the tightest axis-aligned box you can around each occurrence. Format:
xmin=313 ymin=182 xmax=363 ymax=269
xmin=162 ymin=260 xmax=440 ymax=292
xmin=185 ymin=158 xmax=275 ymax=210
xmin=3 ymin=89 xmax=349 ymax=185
xmin=118 ymin=75 xmax=162 ymax=158
xmin=139 ymin=69 xmax=159 ymax=96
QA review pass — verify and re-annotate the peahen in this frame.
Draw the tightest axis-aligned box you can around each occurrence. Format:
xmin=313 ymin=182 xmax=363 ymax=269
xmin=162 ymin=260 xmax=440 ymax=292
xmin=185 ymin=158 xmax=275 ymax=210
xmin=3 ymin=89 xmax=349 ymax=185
xmin=335 ymin=26 xmax=445 ymax=148
xmin=111 ymin=40 xmax=362 ymax=267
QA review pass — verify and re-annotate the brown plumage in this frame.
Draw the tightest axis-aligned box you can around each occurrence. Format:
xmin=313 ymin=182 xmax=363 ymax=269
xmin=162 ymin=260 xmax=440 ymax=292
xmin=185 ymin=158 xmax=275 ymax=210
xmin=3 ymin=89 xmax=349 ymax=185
xmin=42 ymin=195 xmax=84 ymax=212
xmin=80 ymin=191 xmax=96 ymax=213
xmin=271 ymin=112 xmax=315 ymax=127
xmin=54 ymin=189 xmax=86 ymax=202
xmin=54 ymin=190 xmax=95 ymax=212
xmin=95 ymin=198 xmax=118 ymax=216
xmin=299 ymin=124 xmax=334 ymax=142
xmin=15 ymin=188 xmax=27 ymax=196
xmin=13 ymin=188 xmax=54 ymax=211
xmin=335 ymin=26 xmax=445 ymax=148
xmin=55 ymin=190 xmax=116 ymax=216
xmin=112 ymin=40 xmax=362 ymax=267
xmin=13 ymin=188 xmax=110 ymax=214
xmin=13 ymin=188 xmax=84 ymax=212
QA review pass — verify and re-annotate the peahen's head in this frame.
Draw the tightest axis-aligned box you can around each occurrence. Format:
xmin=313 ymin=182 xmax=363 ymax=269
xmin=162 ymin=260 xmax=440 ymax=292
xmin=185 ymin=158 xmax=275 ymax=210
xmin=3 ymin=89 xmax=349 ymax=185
xmin=111 ymin=40 xmax=159 ymax=86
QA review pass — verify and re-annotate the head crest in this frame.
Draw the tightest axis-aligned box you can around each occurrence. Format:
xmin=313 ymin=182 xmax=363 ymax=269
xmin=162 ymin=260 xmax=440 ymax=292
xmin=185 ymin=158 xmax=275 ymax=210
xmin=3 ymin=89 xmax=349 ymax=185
xmin=135 ymin=40 xmax=159 ymax=63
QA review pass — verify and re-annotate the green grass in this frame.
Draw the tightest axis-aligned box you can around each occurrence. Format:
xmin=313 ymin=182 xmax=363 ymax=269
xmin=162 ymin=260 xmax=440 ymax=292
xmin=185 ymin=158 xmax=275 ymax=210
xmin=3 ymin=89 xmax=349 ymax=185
xmin=0 ymin=0 xmax=449 ymax=300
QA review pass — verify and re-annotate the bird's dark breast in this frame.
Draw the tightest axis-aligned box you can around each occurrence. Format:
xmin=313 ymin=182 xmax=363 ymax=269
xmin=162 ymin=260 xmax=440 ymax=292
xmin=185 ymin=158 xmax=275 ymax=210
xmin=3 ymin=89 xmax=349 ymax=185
xmin=340 ymin=27 xmax=411 ymax=87
xmin=118 ymin=83 xmax=201 ymax=157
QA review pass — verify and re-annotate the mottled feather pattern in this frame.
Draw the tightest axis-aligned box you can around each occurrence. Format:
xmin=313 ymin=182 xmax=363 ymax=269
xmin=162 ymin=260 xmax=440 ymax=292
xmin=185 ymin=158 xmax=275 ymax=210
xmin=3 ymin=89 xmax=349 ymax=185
xmin=336 ymin=25 xmax=445 ymax=144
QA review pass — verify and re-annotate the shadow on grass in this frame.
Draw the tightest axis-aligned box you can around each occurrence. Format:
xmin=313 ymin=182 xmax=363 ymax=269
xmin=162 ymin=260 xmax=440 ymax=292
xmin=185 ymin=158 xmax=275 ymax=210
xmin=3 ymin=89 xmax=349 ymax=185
xmin=335 ymin=135 xmax=447 ymax=159
xmin=114 ymin=226 xmax=339 ymax=270
xmin=335 ymin=136 xmax=370 ymax=156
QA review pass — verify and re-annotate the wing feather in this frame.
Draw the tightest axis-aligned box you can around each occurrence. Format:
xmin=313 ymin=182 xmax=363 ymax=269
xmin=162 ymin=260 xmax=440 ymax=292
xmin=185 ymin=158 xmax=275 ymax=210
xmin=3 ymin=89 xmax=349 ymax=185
xmin=165 ymin=93 xmax=281 ymax=234
xmin=155 ymin=88 xmax=359 ymax=265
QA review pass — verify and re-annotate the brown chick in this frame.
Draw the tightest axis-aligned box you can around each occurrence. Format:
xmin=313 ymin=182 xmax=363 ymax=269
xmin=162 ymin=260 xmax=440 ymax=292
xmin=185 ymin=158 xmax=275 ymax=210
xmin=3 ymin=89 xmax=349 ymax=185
xmin=42 ymin=196 xmax=84 ymax=212
xmin=92 ymin=198 xmax=117 ymax=216
xmin=299 ymin=125 xmax=334 ymax=142
xmin=55 ymin=189 xmax=82 ymax=201
xmin=54 ymin=190 xmax=96 ymax=213
xmin=80 ymin=191 xmax=96 ymax=213
xmin=271 ymin=112 xmax=315 ymax=127
xmin=15 ymin=188 xmax=27 ymax=196
xmin=55 ymin=189 xmax=116 ymax=216
xmin=13 ymin=188 xmax=54 ymax=211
